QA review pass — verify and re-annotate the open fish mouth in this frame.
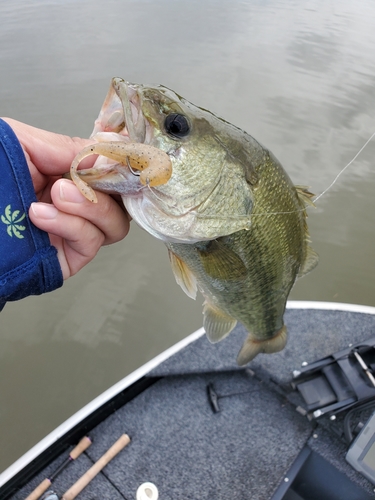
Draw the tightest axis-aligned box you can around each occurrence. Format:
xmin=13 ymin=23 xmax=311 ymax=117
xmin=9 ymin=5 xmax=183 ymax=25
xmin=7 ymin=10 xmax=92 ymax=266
xmin=91 ymin=77 xmax=149 ymax=144
xmin=69 ymin=78 xmax=173 ymax=202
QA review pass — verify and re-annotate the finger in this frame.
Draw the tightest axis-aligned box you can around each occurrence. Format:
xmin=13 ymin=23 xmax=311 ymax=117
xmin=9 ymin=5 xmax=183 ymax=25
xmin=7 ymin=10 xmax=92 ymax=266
xmin=29 ymin=182 xmax=130 ymax=279
xmin=51 ymin=178 xmax=130 ymax=245
xmin=29 ymin=202 xmax=105 ymax=278
xmin=2 ymin=117 xmax=95 ymax=175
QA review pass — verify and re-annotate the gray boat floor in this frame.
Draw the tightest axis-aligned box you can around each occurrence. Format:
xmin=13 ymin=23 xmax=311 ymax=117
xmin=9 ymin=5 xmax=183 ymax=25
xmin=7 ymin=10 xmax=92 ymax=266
xmin=11 ymin=307 xmax=375 ymax=499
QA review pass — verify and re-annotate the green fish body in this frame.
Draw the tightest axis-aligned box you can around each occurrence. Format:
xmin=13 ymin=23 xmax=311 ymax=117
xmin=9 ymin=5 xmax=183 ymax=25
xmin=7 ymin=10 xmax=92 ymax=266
xmin=77 ymin=78 xmax=318 ymax=364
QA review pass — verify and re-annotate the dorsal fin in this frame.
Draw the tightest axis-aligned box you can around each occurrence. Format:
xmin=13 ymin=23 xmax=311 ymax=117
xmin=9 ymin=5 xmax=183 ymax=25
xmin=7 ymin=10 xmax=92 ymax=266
xmin=294 ymin=185 xmax=319 ymax=277
xmin=298 ymin=245 xmax=319 ymax=277
xmin=295 ymin=185 xmax=316 ymax=208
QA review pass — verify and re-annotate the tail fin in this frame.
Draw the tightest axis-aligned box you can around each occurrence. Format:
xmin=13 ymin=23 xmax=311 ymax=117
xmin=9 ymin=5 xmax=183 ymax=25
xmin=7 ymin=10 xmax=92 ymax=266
xmin=236 ymin=326 xmax=288 ymax=366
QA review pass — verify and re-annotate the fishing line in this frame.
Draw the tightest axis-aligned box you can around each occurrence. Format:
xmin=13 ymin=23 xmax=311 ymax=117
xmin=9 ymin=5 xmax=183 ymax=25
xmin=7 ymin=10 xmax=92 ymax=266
xmin=250 ymin=129 xmax=375 ymax=218
xmin=314 ymin=130 xmax=375 ymax=204
xmin=129 ymin=129 xmax=375 ymax=220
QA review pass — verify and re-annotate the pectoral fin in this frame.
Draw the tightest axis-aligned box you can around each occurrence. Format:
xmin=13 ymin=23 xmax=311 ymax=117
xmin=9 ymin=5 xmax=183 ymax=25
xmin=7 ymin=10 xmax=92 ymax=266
xmin=168 ymin=250 xmax=197 ymax=299
xmin=203 ymin=301 xmax=237 ymax=343
xmin=196 ymin=240 xmax=248 ymax=281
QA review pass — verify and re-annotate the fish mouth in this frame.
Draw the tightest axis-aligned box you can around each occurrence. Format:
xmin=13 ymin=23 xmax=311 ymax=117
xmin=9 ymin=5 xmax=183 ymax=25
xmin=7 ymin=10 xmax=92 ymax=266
xmin=77 ymin=78 xmax=161 ymax=197
xmin=91 ymin=77 xmax=148 ymax=144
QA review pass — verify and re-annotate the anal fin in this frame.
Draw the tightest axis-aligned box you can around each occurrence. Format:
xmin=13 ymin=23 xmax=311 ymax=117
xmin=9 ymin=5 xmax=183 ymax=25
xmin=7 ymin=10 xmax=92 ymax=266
xmin=203 ymin=301 xmax=237 ymax=343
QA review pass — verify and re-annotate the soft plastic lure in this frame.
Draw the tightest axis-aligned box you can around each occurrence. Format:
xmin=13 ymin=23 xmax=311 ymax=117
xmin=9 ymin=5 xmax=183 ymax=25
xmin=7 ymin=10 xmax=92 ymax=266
xmin=70 ymin=142 xmax=172 ymax=203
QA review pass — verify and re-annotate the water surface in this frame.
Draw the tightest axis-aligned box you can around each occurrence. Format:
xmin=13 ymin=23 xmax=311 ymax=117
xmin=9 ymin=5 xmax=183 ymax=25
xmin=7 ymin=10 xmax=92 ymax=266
xmin=1 ymin=0 xmax=375 ymax=472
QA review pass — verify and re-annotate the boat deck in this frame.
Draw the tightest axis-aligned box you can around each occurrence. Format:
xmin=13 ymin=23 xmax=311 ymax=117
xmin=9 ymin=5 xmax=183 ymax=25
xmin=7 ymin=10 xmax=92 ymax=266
xmin=6 ymin=304 xmax=375 ymax=499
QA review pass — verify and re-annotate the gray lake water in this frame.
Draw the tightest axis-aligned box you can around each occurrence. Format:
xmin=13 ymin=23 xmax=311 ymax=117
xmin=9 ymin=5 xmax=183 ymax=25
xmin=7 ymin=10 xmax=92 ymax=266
xmin=1 ymin=0 xmax=375 ymax=472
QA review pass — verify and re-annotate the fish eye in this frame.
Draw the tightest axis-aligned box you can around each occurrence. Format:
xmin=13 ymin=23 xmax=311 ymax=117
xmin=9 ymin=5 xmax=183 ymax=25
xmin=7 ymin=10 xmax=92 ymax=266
xmin=164 ymin=113 xmax=190 ymax=138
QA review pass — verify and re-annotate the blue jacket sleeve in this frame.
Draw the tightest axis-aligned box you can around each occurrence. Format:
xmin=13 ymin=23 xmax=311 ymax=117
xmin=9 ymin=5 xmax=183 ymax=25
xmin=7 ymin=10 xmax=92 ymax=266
xmin=0 ymin=118 xmax=63 ymax=310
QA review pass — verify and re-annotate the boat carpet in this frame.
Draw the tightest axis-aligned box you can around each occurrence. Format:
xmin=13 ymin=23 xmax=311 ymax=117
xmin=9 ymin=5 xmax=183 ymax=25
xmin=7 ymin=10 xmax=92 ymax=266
xmin=150 ymin=308 xmax=375 ymax=383
xmin=12 ymin=371 xmax=313 ymax=500
xmin=11 ymin=307 xmax=375 ymax=499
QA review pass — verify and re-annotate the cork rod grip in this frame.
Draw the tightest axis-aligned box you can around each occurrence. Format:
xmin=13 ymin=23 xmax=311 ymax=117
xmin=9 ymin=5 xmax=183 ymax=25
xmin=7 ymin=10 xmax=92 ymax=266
xmin=69 ymin=436 xmax=92 ymax=460
xmin=24 ymin=478 xmax=51 ymax=500
xmin=62 ymin=434 xmax=131 ymax=500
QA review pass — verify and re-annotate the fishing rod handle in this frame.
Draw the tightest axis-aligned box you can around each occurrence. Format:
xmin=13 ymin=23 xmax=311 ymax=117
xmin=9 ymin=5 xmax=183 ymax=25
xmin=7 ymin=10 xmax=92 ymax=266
xmin=24 ymin=436 xmax=91 ymax=500
xmin=24 ymin=478 xmax=51 ymax=500
xmin=61 ymin=434 xmax=130 ymax=500
xmin=69 ymin=436 xmax=92 ymax=460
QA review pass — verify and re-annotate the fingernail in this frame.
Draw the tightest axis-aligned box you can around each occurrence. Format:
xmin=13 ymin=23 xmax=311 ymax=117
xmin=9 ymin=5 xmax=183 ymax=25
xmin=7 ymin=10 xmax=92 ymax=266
xmin=59 ymin=179 xmax=86 ymax=203
xmin=31 ymin=202 xmax=58 ymax=219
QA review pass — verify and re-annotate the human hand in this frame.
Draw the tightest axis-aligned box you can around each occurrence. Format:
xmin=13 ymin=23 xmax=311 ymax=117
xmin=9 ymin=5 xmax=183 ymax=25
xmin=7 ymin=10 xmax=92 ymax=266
xmin=2 ymin=118 xmax=130 ymax=279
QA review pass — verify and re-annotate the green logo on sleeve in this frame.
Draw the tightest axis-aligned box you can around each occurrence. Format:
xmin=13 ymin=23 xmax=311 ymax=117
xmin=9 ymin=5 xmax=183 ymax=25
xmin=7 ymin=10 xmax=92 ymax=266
xmin=1 ymin=204 xmax=26 ymax=238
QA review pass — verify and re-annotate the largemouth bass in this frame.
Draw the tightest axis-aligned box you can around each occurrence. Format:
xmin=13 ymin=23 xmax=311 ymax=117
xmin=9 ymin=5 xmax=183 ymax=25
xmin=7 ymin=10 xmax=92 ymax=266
xmin=73 ymin=77 xmax=318 ymax=365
